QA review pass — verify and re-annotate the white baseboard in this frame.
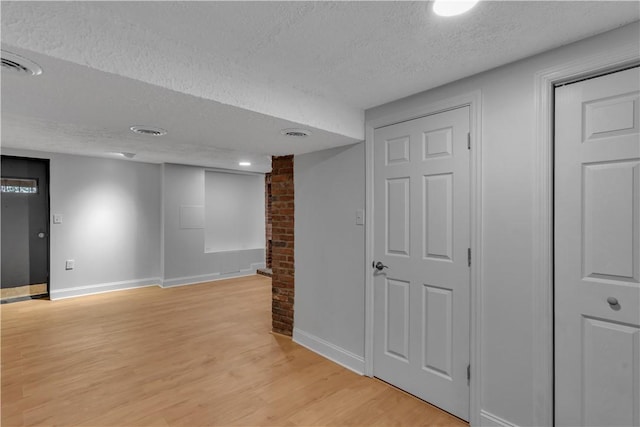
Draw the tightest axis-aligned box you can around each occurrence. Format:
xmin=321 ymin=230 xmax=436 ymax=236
xmin=293 ymin=328 xmax=365 ymax=375
xmin=50 ymin=277 xmax=161 ymax=300
xmin=162 ymin=263 xmax=265 ymax=288
xmin=49 ymin=263 xmax=267 ymax=299
xmin=479 ymin=410 xmax=519 ymax=427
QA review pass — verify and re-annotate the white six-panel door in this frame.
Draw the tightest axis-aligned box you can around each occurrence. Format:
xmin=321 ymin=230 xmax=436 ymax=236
xmin=373 ymin=106 xmax=470 ymax=421
xmin=555 ymin=66 xmax=640 ymax=426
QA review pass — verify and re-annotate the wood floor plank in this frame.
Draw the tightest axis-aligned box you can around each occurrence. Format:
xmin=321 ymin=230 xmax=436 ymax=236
xmin=1 ymin=275 xmax=467 ymax=426
xmin=1 ymin=283 xmax=47 ymax=301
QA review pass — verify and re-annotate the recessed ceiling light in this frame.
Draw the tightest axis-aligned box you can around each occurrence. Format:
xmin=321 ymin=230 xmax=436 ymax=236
xmin=1 ymin=50 xmax=43 ymax=76
xmin=281 ymin=128 xmax=312 ymax=137
xmin=239 ymin=161 xmax=251 ymax=166
xmin=433 ymin=0 xmax=479 ymax=17
xmin=130 ymin=125 xmax=167 ymax=136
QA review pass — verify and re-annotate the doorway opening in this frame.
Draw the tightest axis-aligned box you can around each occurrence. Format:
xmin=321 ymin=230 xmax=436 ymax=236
xmin=1 ymin=155 xmax=50 ymax=303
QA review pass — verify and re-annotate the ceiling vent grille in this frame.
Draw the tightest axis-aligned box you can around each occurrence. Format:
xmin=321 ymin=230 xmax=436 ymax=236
xmin=281 ymin=128 xmax=312 ymax=137
xmin=1 ymin=51 xmax=42 ymax=76
xmin=130 ymin=126 xmax=167 ymax=136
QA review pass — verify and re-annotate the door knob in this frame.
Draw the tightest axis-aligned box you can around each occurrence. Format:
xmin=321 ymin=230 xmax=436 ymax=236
xmin=373 ymin=261 xmax=389 ymax=271
xmin=607 ymin=296 xmax=619 ymax=306
xmin=37 ymin=232 xmax=46 ymax=239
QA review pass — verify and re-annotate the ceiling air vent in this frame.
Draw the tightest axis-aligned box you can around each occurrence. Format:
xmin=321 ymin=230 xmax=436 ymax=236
xmin=281 ymin=128 xmax=312 ymax=137
xmin=1 ymin=51 xmax=42 ymax=76
xmin=130 ymin=126 xmax=167 ymax=136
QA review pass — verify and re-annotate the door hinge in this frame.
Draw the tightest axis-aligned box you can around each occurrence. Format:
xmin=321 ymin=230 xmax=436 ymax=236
xmin=467 ymin=248 xmax=471 ymax=267
xmin=467 ymin=132 xmax=471 ymax=150
xmin=467 ymin=364 xmax=471 ymax=381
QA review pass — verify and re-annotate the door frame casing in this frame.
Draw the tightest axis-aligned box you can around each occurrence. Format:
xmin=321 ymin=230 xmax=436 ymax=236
xmin=532 ymin=44 xmax=639 ymax=427
xmin=364 ymin=91 xmax=482 ymax=425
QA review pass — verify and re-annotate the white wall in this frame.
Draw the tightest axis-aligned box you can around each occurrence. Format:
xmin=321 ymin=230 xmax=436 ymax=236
xmin=0 ymin=150 xmax=266 ymax=295
xmin=291 ymin=22 xmax=639 ymax=427
xmin=294 ymin=143 xmax=366 ymax=373
xmin=162 ymin=163 xmax=264 ymax=287
xmin=204 ymin=170 xmax=265 ymax=253
xmin=365 ymin=23 xmax=639 ymax=427
xmin=1 ymin=149 xmax=163 ymax=299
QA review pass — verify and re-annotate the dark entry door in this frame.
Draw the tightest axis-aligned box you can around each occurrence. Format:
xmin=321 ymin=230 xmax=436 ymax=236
xmin=1 ymin=156 xmax=49 ymax=300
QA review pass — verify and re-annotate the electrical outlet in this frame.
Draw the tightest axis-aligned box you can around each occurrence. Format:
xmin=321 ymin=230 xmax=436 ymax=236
xmin=65 ymin=260 xmax=74 ymax=270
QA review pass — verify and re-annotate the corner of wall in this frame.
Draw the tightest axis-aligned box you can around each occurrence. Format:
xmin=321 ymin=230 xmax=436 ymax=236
xmin=160 ymin=163 xmax=166 ymax=282
xmin=293 ymin=328 xmax=365 ymax=375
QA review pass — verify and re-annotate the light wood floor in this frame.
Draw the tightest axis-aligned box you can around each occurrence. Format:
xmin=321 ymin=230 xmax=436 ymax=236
xmin=1 ymin=284 xmax=47 ymax=302
xmin=1 ymin=275 xmax=467 ymax=427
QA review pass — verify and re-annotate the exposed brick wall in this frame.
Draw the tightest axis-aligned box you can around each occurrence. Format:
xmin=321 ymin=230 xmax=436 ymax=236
xmin=265 ymin=173 xmax=272 ymax=269
xmin=271 ymin=155 xmax=294 ymax=336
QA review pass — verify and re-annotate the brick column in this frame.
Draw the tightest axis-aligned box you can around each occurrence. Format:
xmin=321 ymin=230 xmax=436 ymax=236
xmin=271 ymin=155 xmax=294 ymax=336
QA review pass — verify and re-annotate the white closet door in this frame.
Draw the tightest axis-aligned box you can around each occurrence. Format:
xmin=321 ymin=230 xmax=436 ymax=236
xmin=555 ymin=66 xmax=640 ymax=427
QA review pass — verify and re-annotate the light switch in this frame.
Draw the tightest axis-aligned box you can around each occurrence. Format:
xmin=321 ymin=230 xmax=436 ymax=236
xmin=356 ymin=209 xmax=365 ymax=225
xmin=53 ymin=214 xmax=63 ymax=224
xmin=65 ymin=260 xmax=74 ymax=270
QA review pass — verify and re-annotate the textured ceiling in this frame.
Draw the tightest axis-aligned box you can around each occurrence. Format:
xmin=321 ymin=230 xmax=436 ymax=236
xmin=1 ymin=46 xmax=354 ymax=172
xmin=1 ymin=1 xmax=639 ymax=171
